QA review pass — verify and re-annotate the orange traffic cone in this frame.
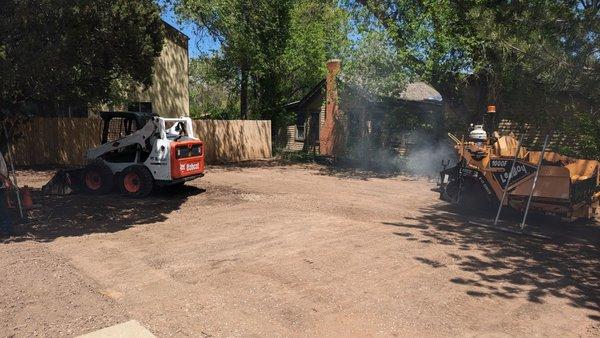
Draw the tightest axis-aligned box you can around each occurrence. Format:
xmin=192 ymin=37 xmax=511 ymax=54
xmin=21 ymin=186 xmax=33 ymax=209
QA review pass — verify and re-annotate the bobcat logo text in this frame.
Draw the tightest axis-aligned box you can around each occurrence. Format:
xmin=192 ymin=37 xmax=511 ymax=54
xmin=180 ymin=163 xmax=200 ymax=172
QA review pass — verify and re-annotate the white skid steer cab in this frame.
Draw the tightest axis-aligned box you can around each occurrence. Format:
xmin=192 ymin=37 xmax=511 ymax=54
xmin=43 ymin=112 xmax=205 ymax=198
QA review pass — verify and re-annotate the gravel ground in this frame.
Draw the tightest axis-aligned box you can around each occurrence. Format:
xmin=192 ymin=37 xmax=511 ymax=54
xmin=0 ymin=164 xmax=599 ymax=337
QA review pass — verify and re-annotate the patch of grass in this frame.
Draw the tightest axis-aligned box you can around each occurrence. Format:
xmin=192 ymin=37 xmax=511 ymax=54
xmin=276 ymin=150 xmax=332 ymax=164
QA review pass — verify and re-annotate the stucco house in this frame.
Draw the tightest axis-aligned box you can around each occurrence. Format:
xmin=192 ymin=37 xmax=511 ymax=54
xmin=123 ymin=22 xmax=190 ymax=117
xmin=36 ymin=21 xmax=190 ymax=118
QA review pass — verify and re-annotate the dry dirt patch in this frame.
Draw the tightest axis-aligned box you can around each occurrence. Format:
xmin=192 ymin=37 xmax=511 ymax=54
xmin=0 ymin=164 xmax=598 ymax=337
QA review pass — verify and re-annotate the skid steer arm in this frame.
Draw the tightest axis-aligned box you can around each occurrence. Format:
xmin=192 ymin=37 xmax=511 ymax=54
xmin=86 ymin=119 xmax=159 ymax=161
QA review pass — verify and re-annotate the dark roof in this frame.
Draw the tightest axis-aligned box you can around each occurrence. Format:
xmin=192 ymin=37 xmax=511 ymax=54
xmin=162 ymin=20 xmax=189 ymax=50
xmin=283 ymin=79 xmax=326 ymax=111
xmin=397 ymin=82 xmax=442 ymax=102
xmin=343 ymin=81 xmax=442 ymax=105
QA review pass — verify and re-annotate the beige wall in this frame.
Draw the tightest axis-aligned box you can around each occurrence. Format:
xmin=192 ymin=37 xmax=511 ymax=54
xmin=132 ymin=35 xmax=190 ymax=117
xmin=284 ymin=125 xmax=304 ymax=151
xmin=11 ymin=118 xmax=272 ymax=166
xmin=284 ymin=105 xmax=325 ymax=152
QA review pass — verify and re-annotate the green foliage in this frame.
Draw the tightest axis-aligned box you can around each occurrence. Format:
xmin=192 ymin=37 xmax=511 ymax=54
xmin=282 ymin=0 xmax=350 ymax=100
xmin=0 ymin=0 xmax=164 ymax=116
xmin=189 ymin=57 xmax=239 ymax=119
xmin=172 ymin=0 xmax=349 ymax=129
xmin=353 ymin=1 xmax=600 ymax=110
xmin=277 ymin=149 xmax=321 ymax=163
xmin=349 ymin=0 xmax=475 ymax=100
xmin=558 ymin=110 xmax=600 ymax=159
xmin=173 ymin=0 xmax=292 ymax=123
xmin=342 ymin=29 xmax=410 ymax=99
xmin=354 ymin=0 xmax=600 ymax=157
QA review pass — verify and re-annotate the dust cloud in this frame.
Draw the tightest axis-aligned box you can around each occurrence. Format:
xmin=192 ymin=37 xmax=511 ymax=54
xmin=404 ymin=132 xmax=457 ymax=177
xmin=341 ymin=132 xmax=457 ymax=178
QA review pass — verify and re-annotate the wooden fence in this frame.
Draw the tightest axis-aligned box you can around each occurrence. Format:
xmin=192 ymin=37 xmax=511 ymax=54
xmin=194 ymin=119 xmax=272 ymax=163
xmin=10 ymin=118 xmax=272 ymax=166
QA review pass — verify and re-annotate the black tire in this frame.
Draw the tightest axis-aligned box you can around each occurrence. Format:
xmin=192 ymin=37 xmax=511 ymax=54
xmin=81 ymin=162 xmax=114 ymax=195
xmin=458 ymin=178 xmax=495 ymax=212
xmin=444 ymin=178 xmax=494 ymax=211
xmin=119 ymin=165 xmax=154 ymax=198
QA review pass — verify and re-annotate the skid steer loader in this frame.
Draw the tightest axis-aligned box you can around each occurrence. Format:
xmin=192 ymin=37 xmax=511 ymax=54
xmin=47 ymin=112 xmax=205 ymax=198
xmin=439 ymin=125 xmax=600 ymax=221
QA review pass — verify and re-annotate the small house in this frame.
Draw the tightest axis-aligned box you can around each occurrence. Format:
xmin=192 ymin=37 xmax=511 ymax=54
xmin=283 ymin=60 xmax=444 ymax=158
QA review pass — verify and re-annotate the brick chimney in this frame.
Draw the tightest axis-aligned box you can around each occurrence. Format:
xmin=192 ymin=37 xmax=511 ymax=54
xmin=321 ymin=59 xmax=342 ymax=156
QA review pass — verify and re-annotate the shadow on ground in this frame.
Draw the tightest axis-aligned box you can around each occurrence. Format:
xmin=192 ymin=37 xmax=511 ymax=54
xmin=6 ymin=185 xmax=205 ymax=243
xmin=384 ymin=203 xmax=600 ymax=321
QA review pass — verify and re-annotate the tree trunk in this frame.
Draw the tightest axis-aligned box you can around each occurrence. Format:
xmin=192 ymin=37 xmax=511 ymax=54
xmin=240 ymin=65 xmax=249 ymax=120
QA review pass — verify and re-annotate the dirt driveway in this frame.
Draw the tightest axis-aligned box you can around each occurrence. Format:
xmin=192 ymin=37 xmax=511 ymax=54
xmin=1 ymin=164 xmax=599 ymax=337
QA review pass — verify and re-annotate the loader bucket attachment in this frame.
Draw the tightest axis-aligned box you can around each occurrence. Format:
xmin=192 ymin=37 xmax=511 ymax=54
xmin=42 ymin=169 xmax=82 ymax=195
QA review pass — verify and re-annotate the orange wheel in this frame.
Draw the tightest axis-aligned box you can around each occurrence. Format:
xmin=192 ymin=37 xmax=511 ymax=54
xmin=123 ymin=172 xmax=141 ymax=193
xmin=82 ymin=163 xmax=114 ymax=194
xmin=85 ymin=170 xmax=103 ymax=191
xmin=119 ymin=165 xmax=154 ymax=197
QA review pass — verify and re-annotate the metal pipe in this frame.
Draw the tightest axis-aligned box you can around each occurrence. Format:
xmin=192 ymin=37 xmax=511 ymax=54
xmin=447 ymin=132 xmax=460 ymax=145
xmin=3 ymin=121 xmax=24 ymax=219
xmin=521 ymin=134 xmax=550 ymax=230
xmin=455 ymin=136 xmax=465 ymax=204
xmin=494 ymin=134 xmax=525 ymax=226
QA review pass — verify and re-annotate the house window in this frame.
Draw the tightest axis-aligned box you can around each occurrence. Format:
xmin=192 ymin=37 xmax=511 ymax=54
xmin=128 ymin=101 xmax=152 ymax=113
xmin=295 ymin=123 xmax=306 ymax=141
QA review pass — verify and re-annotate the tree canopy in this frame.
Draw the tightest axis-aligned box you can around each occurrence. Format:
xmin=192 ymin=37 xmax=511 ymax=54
xmin=0 ymin=0 xmax=164 ymax=116
xmin=352 ymin=1 xmax=600 ymax=124
xmin=342 ymin=29 xmax=409 ymax=100
xmin=173 ymin=0 xmax=348 ymax=128
xmin=173 ymin=0 xmax=293 ymax=121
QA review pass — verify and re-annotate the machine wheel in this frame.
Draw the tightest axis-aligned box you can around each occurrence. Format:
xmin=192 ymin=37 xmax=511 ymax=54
xmin=445 ymin=178 xmax=494 ymax=211
xmin=82 ymin=163 xmax=114 ymax=195
xmin=459 ymin=179 xmax=495 ymax=211
xmin=119 ymin=165 xmax=154 ymax=198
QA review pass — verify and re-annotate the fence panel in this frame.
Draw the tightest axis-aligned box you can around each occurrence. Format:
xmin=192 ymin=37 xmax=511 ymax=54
xmin=10 ymin=118 xmax=271 ymax=166
xmin=193 ymin=120 xmax=272 ymax=163
xmin=10 ymin=118 xmax=102 ymax=166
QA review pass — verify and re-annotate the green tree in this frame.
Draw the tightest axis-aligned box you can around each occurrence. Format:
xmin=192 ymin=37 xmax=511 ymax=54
xmin=172 ymin=0 xmax=293 ymax=121
xmin=282 ymin=0 xmax=349 ymax=101
xmin=342 ymin=29 xmax=409 ymax=99
xmin=174 ymin=0 xmax=349 ymax=131
xmin=0 ymin=0 xmax=164 ymax=116
xmin=188 ymin=56 xmax=239 ymax=119
xmin=352 ymin=0 xmax=600 ymax=129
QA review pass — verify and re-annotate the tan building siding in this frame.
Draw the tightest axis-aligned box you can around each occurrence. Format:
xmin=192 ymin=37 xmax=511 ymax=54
xmin=97 ymin=23 xmax=190 ymax=117
xmin=132 ymin=32 xmax=190 ymax=117
xmin=284 ymin=104 xmax=325 ymax=152
xmin=285 ymin=125 xmax=304 ymax=151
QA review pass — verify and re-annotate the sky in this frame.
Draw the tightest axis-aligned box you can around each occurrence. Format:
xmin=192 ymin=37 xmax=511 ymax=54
xmin=159 ymin=1 xmax=220 ymax=58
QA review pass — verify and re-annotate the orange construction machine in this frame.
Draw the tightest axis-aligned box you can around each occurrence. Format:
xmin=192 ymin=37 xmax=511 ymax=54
xmin=439 ymin=124 xmax=600 ymax=222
